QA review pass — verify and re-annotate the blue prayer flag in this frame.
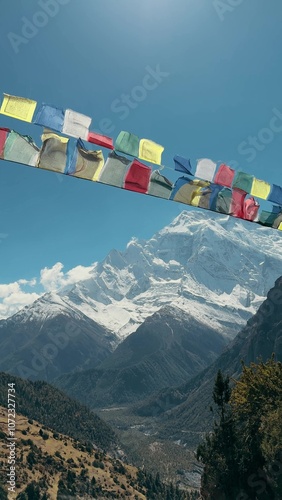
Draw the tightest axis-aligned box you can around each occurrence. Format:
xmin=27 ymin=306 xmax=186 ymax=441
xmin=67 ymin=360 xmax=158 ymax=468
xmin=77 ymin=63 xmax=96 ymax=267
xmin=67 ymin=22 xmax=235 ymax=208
xmin=34 ymin=103 xmax=65 ymax=132
xmin=173 ymin=155 xmax=193 ymax=175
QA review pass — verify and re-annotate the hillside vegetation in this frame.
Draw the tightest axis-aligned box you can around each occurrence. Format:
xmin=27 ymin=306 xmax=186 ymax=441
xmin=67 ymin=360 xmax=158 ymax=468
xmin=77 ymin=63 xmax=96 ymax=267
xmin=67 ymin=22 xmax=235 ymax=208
xmin=0 ymin=406 xmax=200 ymax=499
xmin=0 ymin=372 xmax=116 ymax=452
xmin=197 ymin=358 xmax=282 ymax=499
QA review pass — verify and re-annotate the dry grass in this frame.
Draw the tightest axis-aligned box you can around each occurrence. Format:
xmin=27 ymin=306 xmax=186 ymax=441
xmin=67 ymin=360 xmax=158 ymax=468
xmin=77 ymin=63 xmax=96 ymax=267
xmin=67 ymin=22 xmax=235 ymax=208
xmin=0 ymin=406 xmax=146 ymax=499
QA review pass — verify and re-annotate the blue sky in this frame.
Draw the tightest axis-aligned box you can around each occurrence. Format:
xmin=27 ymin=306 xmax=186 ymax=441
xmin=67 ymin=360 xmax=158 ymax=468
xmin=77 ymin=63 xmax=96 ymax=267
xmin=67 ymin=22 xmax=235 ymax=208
xmin=0 ymin=0 xmax=282 ymax=317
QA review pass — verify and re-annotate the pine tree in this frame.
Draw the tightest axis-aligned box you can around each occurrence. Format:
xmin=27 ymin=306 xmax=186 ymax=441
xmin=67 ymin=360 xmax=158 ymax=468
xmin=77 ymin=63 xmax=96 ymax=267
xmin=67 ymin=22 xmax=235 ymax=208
xmin=197 ymin=370 xmax=240 ymax=499
xmin=197 ymin=360 xmax=282 ymax=499
xmin=230 ymin=357 xmax=282 ymax=499
xmin=0 ymin=484 xmax=8 ymax=500
xmin=24 ymin=483 xmax=40 ymax=500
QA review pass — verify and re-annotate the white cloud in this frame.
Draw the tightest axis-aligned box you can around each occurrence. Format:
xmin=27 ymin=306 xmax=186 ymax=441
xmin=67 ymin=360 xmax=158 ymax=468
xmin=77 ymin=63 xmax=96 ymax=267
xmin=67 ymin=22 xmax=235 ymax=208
xmin=64 ymin=265 xmax=93 ymax=284
xmin=40 ymin=263 xmax=93 ymax=291
xmin=18 ymin=278 xmax=37 ymax=286
xmin=0 ymin=279 xmax=37 ymax=299
xmin=0 ymin=282 xmax=21 ymax=299
xmin=0 ymin=262 xmax=93 ymax=320
xmin=40 ymin=262 xmax=65 ymax=291
xmin=4 ymin=290 xmax=39 ymax=306
xmin=0 ymin=279 xmax=40 ymax=319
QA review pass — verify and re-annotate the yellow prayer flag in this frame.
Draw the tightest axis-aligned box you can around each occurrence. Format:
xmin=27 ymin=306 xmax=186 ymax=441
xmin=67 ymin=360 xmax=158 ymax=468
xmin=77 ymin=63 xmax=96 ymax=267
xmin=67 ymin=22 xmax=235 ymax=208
xmin=71 ymin=143 xmax=104 ymax=181
xmin=250 ymin=178 xmax=271 ymax=200
xmin=190 ymin=181 xmax=210 ymax=207
xmin=278 ymin=222 xmax=282 ymax=231
xmin=190 ymin=194 xmax=201 ymax=207
xmin=92 ymin=155 xmax=105 ymax=181
xmin=0 ymin=93 xmax=37 ymax=123
xmin=139 ymin=139 xmax=164 ymax=165
xmin=41 ymin=130 xmax=69 ymax=144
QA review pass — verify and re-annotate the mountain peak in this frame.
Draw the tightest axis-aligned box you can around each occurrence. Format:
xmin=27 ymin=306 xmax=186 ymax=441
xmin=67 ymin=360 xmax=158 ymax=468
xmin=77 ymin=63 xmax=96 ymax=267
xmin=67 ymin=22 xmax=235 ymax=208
xmin=56 ymin=211 xmax=282 ymax=339
xmin=3 ymin=211 xmax=282 ymax=344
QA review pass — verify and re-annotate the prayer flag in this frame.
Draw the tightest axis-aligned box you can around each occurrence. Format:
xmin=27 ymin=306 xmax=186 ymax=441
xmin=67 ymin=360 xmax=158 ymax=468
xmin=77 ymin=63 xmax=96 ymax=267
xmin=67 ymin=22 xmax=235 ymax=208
xmin=69 ymin=140 xmax=104 ymax=180
xmin=0 ymin=128 xmax=9 ymax=158
xmin=170 ymin=178 xmax=209 ymax=205
xmin=243 ymin=197 xmax=260 ymax=221
xmin=231 ymin=189 xmax=246 ymax=218
xmin=173 ymin=155 xmax=193 ymax=175
xmin=250 ymin=178 xmax=271 ymax=200
xmin=62 ymin=109 xmax=92 ymax=140
xmin=273 ymin=213 xmax=282 ymax=230
xmin=98 ymin=151 xmax=131 ymax=187
xmin=139 ymin=139 xmax=164 ymax=165
xmin=214 ymin=164 xmax=235 ymax=188
xmin=148 ymin=170 xmax=173 ymax=199
xmin=209 ymin=184 xmax=225 ymax=211
xmin=195 ymin=158 xmax=217 ymax=182
xmin=38 ymin=131 xmax=69 ymax=173
xmin=124 ymin=159 xmax=151 ymax=193
xmin=4 ymin=130 xmax=39 ymax=166
xmin=258 ymin=210 xmax=278 ymax=227
xmin=215 ymin=188 xmax=232 ymax=214
xmin=0 ymin=94 xmax=37 ymax=123
xmin=34 ymin=103 xmax=65 ymax=132
xmin=268 ymin=184 xmax=282 ymax=206
xmin=115 ymin=131 xmax=139 ymax=157
xmin=88 ymin=131 xmax=114 ymax=150
xmin=232 ymin=171 xmax=254 ymax=193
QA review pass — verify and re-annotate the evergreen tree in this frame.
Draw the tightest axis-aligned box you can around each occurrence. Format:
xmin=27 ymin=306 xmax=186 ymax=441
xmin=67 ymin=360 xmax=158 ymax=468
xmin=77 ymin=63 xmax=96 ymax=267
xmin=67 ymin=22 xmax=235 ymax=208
xmin=230 ymin=357 xmax=282 ymax=499
xmin=24 ymin=483 xmax=40 ymax=500
xmin=197 ymin=370 xmax=241 ymax=499
xmin=0 ymin=485 xmax=8 ymax=500
xmin=197 ymin=359 xmax=282 ymax=500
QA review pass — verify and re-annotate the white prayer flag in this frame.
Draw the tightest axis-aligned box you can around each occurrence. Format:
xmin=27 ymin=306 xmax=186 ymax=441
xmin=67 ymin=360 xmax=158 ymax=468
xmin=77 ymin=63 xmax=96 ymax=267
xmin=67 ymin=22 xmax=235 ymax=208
xmin=195 ymin=158 xmax=217 ymax=182
xmin=62 ymin=109 xmax=92 ymax=140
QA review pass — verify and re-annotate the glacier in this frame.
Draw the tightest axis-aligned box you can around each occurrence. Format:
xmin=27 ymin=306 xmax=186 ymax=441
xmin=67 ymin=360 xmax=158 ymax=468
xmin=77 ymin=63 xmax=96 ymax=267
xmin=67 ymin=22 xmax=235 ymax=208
xmin=52 ymin=210 xmax=282 ymax=340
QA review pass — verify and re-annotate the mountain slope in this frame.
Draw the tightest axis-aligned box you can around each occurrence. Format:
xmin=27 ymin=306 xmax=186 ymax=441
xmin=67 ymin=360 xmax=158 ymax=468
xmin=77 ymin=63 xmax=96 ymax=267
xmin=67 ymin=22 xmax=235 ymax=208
xmin=0 ymin=372 xmax=117 ymax=452
xmin=1 ymin=211 xmax=281 ymax=385
xmin=138 ymin=276 xmax=282 ymax=447
xmin=60 ymin=211 xmax=282 ymax=340
xmin=0 ymin=293 xmax=118 ymax=381
xmin=0 ymin=405 xmax=146 ymax=499
xmin=56 ymin=305 xmax=227 ymax=407
xmin=0 ymin=406 xmax=198 ymax=499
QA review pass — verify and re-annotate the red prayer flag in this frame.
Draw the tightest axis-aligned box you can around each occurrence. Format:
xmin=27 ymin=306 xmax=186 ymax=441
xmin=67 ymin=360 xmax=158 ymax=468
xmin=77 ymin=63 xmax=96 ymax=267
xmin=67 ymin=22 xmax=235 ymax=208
xmin=231 ymin=188 xmax=246 ymax=218
xmin=243 ymin=197 xmax=260 ymax=221
xmin=87 ymin=131 xmax=114 ymax=149
xmin=214 ymin=164 xmax=235 ymax=188
xmin=0 ymin=128 xmax=9 ymax=158
xmin=124 ymin=159 xmax=151 ymax=194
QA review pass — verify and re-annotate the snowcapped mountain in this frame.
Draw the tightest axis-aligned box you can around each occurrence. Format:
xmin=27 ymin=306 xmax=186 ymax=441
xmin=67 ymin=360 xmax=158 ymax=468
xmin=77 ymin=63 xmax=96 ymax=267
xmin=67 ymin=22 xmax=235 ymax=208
xmin=140 ymin=276 xmax=282 ymax=448
xmin=56 ymin=304 xmax=228 ymax=408
xmin=56 ymin=210 xmax=282 ymax=340
xmin=1 ymin=210 xmax=281 ymax=381
xmin=0 ymin=292 xmax=118 ymax=380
